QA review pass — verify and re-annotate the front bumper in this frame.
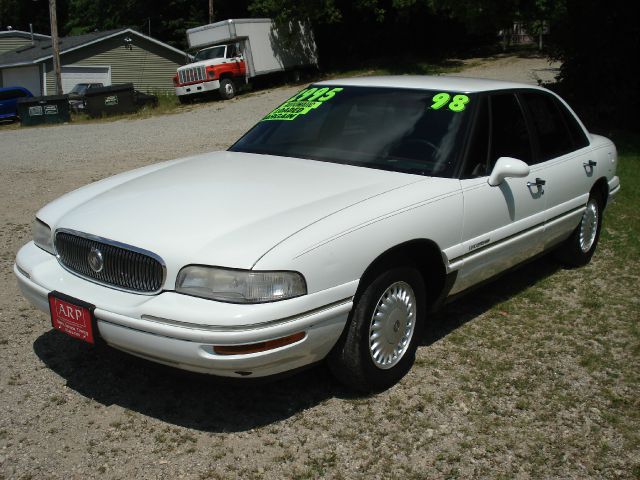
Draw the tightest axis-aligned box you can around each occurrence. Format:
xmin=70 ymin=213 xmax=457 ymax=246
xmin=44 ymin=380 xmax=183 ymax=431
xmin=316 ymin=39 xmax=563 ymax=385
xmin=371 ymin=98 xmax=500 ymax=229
xmin=175 ymin=79 xmax=220 ymax=97
xmin=15 ymin=242 xmax=355 ymax=377
xmin=607 ymin=175 xmax=621 ymax=207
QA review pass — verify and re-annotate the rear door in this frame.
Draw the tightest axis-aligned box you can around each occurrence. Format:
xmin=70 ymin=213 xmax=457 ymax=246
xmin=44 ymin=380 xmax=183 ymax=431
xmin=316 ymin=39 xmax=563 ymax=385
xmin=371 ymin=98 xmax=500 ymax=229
xmin=518 ymin=91 xmax=593 ymax=247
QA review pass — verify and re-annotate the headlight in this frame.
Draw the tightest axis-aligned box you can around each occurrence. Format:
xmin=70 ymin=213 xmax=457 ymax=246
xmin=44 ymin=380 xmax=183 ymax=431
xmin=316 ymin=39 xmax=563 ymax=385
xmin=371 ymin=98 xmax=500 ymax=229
xmin=33 ymin=218 xmax=55 ymax=254
xmin=176 ymin=266 xmax=306 ymax=304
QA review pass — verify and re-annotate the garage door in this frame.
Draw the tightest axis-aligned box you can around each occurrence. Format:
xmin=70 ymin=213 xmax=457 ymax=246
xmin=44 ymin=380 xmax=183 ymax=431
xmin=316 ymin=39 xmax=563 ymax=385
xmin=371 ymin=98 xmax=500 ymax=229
xmin=3 ymin=65 xmax=41 ymax=96
xmin=61 ymin=65 xmax=111 ymax=93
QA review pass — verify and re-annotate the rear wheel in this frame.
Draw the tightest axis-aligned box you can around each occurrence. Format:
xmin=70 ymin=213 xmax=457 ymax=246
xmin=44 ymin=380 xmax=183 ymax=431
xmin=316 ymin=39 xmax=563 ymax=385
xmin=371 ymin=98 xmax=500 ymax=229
xmin=556 ymin=191 xmax=604 ymax=267
xmin=328 ymin=267 xmax=425 ymax=392
xmin=219 ymin=78 xmax=236 ymax=100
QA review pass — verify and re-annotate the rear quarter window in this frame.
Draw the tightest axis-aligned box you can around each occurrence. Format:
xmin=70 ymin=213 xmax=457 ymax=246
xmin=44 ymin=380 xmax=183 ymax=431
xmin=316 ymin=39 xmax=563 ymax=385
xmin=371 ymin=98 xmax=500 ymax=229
xmin=553 ymin=96 xmax=590 ymax=149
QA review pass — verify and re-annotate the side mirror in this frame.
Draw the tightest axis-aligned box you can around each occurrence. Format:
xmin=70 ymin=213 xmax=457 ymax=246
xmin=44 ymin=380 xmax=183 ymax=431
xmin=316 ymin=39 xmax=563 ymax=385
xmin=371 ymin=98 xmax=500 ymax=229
xmin=488 ymin=157 xmax=530 ymax=186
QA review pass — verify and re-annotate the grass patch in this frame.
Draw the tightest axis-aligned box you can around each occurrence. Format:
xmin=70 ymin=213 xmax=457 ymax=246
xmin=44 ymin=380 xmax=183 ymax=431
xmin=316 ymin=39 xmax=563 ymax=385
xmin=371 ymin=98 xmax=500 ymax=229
xmin=409 ymin=130 xmax=640 ymax=478
xmin=601 ymin=132 xmax=640 ymax=259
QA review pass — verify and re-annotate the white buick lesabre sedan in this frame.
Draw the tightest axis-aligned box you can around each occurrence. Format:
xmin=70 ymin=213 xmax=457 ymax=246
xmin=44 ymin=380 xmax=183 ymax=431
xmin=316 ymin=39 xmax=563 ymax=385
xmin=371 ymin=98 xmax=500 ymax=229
xmin=15 ymin=76 xmax=620 ymax=392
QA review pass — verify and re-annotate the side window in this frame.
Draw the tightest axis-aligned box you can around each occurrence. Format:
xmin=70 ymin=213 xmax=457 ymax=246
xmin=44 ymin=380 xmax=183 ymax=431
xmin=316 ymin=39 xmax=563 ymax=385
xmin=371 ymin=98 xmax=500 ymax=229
xmin=0 ymin=90 xmax=19 ymax=101
xmin=462 ymin=96 xmax=490 ymax=178
xmin=521 ymin=91 xmax=575 ymax=161
xmin=553 ymin=97 xmax=590 ymax=149
xmin=489 ymin=93 xmax=532 ymax=165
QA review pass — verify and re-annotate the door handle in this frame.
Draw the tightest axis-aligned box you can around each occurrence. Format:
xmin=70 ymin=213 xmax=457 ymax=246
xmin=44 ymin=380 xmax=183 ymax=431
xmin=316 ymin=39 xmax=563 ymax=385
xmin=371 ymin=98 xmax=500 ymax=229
xmin=583 ymin=160 xmax=597 ymax=168
xmin=527 ymin=178 xmax=546 ymax=188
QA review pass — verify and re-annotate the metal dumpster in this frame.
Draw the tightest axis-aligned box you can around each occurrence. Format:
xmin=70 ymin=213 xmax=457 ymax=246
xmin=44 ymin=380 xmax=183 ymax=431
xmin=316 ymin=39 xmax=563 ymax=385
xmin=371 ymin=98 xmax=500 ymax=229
xmin=84 ymin=83 xmax=137 ymax=117
xmin=17 ymin=95 xmax=70 ymax=126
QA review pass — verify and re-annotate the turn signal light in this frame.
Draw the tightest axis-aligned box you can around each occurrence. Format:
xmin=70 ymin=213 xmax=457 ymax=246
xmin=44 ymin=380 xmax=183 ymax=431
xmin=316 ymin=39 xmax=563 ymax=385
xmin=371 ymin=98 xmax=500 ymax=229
xmin=213 ymin=332 xmax=305 ymax=355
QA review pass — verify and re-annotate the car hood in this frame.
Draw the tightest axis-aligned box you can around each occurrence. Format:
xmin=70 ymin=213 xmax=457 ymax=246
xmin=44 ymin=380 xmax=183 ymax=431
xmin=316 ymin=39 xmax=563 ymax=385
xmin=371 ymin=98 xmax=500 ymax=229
xmin=48 ymin=151 xmax=426 ymax=275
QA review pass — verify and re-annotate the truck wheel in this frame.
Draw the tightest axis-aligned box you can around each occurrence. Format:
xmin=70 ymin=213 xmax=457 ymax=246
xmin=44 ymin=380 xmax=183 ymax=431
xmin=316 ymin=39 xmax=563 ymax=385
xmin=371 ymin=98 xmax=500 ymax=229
xmin=178 ymin=96 xmax=191 ymax=105
xmin=328 ymin=267 xmax=425 ymax=393
xmin=219 ymin=79 xmax=235 ymax=100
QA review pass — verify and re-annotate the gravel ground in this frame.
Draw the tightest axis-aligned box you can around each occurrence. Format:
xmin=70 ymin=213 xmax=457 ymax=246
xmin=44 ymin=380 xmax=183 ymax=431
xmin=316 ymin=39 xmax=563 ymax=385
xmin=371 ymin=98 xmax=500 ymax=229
xmin=453 ymin=53 xmax=560 ymax=84
xmin=2 ymin=55 xmax=637 ymax=480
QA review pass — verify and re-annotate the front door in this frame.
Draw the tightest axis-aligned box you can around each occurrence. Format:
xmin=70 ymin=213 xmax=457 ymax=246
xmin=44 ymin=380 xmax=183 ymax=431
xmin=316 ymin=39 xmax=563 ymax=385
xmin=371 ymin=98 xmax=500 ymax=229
xmin=225 ymin=43 xmax=245 ymax=78
xmin=451 ymin=92 xmax=548 ymax=294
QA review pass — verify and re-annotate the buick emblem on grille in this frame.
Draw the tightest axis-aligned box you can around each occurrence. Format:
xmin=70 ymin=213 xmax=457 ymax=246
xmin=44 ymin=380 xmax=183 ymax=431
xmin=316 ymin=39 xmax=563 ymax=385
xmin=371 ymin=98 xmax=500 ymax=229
xmin=87 ymin=247 xmax=104 ymax=273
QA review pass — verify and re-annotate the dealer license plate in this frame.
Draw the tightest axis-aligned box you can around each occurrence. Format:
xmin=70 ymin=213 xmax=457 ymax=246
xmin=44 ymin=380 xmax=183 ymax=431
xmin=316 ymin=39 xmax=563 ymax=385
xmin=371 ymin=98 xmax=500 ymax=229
xmin=48 ymin=292 xmax=96 ymax=344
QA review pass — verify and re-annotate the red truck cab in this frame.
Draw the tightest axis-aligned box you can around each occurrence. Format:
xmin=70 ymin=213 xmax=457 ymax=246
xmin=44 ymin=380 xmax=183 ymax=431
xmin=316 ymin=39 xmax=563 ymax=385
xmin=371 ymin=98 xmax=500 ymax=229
xmin=174 ymin=43 xmax=246 ymax=102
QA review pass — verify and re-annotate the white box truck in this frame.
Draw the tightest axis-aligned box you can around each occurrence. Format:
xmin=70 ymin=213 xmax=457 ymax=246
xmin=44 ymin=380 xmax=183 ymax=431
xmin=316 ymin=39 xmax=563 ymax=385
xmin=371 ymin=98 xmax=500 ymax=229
xmin=173 ymin=18 xmax=318 ymax=102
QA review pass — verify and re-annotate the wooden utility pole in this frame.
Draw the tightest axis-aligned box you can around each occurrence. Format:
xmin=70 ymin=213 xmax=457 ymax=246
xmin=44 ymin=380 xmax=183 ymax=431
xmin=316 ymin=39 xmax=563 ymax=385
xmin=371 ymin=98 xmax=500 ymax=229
xmin=209 ymin=0 xmax=214 ymax=24
xmin=49 ymin=0 xmax=62 ymax=95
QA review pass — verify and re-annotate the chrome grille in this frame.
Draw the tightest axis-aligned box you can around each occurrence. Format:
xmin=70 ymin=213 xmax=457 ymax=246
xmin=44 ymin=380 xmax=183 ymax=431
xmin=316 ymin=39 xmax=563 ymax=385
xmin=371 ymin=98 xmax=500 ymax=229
xmin=178 ymin=66 xmax=206 ymax=85
xmin=55 ymin=231 xmax=164 ymax=293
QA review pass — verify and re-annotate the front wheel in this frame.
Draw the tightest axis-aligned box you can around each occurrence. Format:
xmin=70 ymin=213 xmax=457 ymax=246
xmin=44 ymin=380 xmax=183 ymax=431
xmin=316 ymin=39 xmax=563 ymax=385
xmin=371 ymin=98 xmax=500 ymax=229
xmin=219 ymin=78 xmax=235 ymax=100
xmin=556 ymin=192 xmax=604 ymax=267
xmin=328 ymin=267 xmax=425 ymax=392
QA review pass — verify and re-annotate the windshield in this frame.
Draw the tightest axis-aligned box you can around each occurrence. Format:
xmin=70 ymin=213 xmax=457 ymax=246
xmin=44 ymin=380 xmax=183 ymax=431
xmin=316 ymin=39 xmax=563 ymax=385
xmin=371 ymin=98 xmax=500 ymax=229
xmin=70 ymin=84 xmax=89 ymax=94
xmin=194 ymin=46 xmax=226 ymax=62
xmin=229 ymin=86 xmax=474 ymax=177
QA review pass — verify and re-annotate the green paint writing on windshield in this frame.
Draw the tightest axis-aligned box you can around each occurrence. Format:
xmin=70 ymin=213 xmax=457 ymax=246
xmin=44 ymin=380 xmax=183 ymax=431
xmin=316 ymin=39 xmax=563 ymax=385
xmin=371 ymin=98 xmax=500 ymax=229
xmin=430 ymin=92 xmax=470 ymax=112
xmin=262 ymin=87 xmax=344 ymax=121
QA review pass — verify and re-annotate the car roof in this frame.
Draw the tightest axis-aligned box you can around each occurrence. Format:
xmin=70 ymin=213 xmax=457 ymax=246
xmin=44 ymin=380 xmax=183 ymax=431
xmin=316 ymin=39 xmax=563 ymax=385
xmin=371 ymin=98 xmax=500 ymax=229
xmin=0 ymin=85 xmax=32 ymax=94
xmin=314 ymin=75 xmax=545 ymax=93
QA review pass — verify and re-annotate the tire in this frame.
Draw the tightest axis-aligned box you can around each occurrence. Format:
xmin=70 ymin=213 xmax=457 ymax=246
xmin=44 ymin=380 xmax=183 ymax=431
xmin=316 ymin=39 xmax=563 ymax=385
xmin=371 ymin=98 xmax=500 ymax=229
xmin=219 ymin=78 xmax=235 ymax=100
xmin=555 ymin=191 xmax=604 ymax=267
xmin=328 ymin=267 xmax=426 ymax=393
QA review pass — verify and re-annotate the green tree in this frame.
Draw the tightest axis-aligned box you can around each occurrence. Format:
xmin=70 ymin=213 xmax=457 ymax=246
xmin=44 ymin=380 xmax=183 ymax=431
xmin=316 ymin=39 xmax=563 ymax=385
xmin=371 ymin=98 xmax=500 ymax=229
xmin=0 ymin=0 xmax=69 ymax=35
xmin=249 ymin=0 xmax=342 ymax=24
xmin=63 ymin=0 xmax=249 ymax=48
xmin=547 ymin=0 xmax=639 ymax=128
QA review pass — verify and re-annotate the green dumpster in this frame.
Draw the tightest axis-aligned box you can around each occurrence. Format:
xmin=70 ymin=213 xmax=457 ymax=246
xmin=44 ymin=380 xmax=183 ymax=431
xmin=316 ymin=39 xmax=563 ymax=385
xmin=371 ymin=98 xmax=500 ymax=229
xmin=84 ymin=83 xmax=137 ymax=117
xmin=17 ymin=95 xmax=70 ymax=126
